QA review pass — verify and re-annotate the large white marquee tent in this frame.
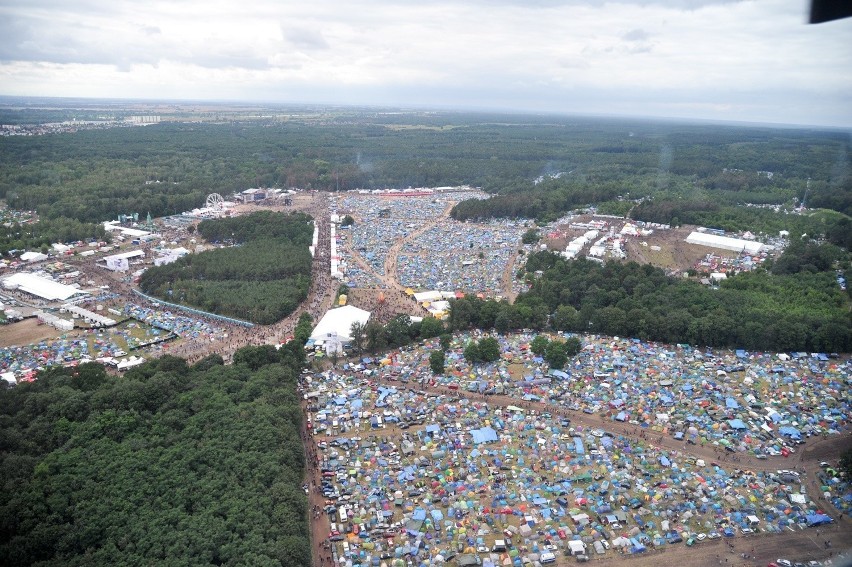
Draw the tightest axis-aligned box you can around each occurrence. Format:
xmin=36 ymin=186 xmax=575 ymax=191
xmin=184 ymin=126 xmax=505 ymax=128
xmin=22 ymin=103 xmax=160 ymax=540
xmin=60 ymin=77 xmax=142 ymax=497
xmin=309 ymin=305 xmax=371 ymax=343
xmin=2 ymin=273 xmax=87 ymax=302
xmin=685 ymin=231 xmax=765 ymax=255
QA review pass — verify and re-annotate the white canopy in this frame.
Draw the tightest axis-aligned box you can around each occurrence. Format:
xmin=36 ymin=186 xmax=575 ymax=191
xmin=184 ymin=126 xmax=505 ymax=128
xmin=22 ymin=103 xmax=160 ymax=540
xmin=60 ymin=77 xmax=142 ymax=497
xmin=309 ymin=305 xmax=371 ymax=343
xmin=3 ymin=272 xmax=86 ymax=301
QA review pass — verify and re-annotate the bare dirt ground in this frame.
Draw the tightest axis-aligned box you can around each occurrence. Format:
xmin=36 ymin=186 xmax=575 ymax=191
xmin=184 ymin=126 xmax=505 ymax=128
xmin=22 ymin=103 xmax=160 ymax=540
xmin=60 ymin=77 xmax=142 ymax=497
xmin=344 ymin=287 xmax=426 ymax=325
xmin=230 ymin=192 xmax=316 ymax=216
xmin=0 ymin=317 xmax=60 ymax=348
xmin=546 ymin=216 xmax=737 ymax=274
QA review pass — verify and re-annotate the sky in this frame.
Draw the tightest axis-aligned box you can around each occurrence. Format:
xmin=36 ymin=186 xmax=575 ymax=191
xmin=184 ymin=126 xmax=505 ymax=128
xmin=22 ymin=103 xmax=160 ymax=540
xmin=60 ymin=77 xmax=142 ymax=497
xmin=1 ymin=0 xmax=850 ymax=127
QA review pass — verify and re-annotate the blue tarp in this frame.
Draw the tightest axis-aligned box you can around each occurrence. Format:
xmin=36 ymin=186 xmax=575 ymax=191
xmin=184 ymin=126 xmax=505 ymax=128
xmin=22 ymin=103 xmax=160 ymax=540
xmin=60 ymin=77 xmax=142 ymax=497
xmin=725 ymin=398 xmax=740 ymax=409
xmin=728 ymin=419 xmax=747 ymax=430
xmin=779 ymin=426 xmax=801 ymax=439
xmin=470 ymin=427 xmax=499 ymax=444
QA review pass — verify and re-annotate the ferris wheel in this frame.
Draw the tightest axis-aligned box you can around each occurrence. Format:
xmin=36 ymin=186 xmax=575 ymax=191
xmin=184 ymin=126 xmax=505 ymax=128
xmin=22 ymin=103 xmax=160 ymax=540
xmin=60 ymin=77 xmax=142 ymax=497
xmin=206 ymin=193 xmax=225 ymax=210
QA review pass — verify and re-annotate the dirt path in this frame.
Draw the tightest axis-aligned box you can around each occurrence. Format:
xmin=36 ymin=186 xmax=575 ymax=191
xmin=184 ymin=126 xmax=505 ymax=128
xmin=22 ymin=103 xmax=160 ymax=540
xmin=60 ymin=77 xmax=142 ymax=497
xmin=382 ymin=202 xmax=454 ymax=291
xmin=501 ymin=248 xmax=520 ymax=301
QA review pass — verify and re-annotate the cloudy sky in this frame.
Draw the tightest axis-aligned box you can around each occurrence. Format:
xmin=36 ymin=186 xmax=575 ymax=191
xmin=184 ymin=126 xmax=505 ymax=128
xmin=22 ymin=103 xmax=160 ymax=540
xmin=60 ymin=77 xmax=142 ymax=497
xmin=1 ymin=0 xmax=850 ymax=126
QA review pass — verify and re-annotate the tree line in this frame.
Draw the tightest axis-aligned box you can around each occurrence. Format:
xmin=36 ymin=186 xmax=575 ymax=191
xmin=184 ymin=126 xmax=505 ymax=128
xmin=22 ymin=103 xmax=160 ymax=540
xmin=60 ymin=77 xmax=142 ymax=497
xmin=0 ymin=344 xmax=311 ymax=567
xmin=2 ymin=113 xmax=849 ymax=226
xmin=139 ymin=212 xmax=313 ymax=325
xmin=511 ymin=251 xmax=850 ymax=353
xmin=1 ymin=217 xmax=110 ymax=257
xmin=368 ymin=245 xmax=849 ymax=353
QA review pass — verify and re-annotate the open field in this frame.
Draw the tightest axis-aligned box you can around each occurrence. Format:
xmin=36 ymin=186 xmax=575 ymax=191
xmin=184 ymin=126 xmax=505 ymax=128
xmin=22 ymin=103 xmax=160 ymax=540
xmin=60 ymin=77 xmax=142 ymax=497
xmin=0 ymin=318 xmax=59 ymax=348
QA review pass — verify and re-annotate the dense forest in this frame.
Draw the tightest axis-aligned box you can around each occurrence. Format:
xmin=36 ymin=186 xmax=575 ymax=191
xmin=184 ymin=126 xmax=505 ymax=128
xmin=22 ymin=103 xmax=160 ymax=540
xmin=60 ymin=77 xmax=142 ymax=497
xmin=1 ymin=111 xmax=849 ymax=228
xmin=0 ymin=347 xmax=311 ymax=567
xmin=511 ymin=250 xmax=850 ymax=352
xmin=418 ymin=239 xmax=850 ymax=353
xmin=0 ymin=216 xmax=110 ymax=257
xmin=139 ymin=212 xmax=313 ymax=324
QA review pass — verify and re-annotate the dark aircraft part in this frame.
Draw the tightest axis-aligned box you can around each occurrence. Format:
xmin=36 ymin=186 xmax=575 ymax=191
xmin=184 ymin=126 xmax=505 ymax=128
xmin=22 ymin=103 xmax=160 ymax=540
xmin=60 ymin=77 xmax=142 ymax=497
xmin=809 ymin=0 xmax=852 ymax=23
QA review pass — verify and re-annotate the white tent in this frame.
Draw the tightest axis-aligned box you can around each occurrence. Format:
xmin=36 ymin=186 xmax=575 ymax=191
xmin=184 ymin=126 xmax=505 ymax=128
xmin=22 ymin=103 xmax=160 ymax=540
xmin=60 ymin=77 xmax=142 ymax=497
xmin=413 ymin=290 xmax=444 ymax=303
xmin=309 ymin=305 xmax=371 ymax=343
xmin=117 ymin=356 xmax=145 ymax=371
xmin=20 ymin=251 xmax=48 ymax=262
xmin=2 ymin=273 xmax=87 ymax=301
xmin=685 ymin=231 xmax=764 ymax=255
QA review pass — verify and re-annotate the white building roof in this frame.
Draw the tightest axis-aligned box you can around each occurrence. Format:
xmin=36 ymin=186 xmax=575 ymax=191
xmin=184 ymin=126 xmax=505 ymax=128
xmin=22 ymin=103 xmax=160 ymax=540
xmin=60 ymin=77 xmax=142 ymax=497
xmin=103 ymin=250 xmax=145 ymax=262
xmin=102 ymin=222 xmax=151 ymax=238
xmin=413 ymin=290 xmax=444 ymax=303
xmin=685 ymin=231 xmax=764 ymax=255
xmin=3 ymin=272 xmax=87 ymax=301
xmin=309 ymin=305 xmax=371 ymax=342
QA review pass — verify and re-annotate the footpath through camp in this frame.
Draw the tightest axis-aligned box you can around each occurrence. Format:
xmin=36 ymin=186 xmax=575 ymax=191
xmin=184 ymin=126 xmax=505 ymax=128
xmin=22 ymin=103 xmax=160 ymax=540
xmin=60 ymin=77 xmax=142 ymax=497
xmin=300 ymin=332 xmax=851 ymax=567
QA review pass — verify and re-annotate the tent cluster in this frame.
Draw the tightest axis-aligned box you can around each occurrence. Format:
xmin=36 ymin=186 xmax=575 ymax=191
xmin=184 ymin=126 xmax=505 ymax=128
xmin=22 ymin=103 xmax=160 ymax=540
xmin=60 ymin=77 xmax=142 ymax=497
xmin=0 ymin=306 xmax=178 ymax=381
xmin=304 ymin=334 xmax=847 ymax=566
xmin=365 ymin=332 xmax=849 ymax=459
xmin=334 ymin=191 xmax=522 ymax=295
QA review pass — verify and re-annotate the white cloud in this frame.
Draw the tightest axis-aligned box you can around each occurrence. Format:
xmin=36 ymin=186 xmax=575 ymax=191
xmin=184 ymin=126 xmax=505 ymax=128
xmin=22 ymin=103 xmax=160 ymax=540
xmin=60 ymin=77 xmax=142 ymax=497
xmin=0 ymin=0 xmax=850 ymax=125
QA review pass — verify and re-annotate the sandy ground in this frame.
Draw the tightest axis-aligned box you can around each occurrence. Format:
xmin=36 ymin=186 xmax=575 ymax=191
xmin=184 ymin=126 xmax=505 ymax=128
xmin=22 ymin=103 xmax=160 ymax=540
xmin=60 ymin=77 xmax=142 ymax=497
xmin=0 ymin=317 xmax=60 ymax=348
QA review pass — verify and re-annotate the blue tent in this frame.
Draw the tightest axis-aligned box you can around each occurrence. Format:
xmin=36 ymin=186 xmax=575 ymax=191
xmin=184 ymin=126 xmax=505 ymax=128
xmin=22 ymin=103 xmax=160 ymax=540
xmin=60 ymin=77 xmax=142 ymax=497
xmin=779 ymin=426 xmax=801 ymax=439
xmin=728 ymin=419 xmax=747 ymax=430
xmin=806 ymin=514 xmax=833 ymax=526
xmin=470 ymin=427 xmax=499 ymax=444
xmin=725 ymin=398 xmax=740 ymax=409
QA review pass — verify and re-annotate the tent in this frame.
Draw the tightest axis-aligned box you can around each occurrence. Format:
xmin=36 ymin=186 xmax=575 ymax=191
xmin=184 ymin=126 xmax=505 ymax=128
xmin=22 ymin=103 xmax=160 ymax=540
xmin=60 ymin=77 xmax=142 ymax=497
xmin=309 ymin=305 xmax=371 ymax=343
xmin=806 ymin=514 xmax=833 ymax=526
xmin=470 ymin=427 xmax=499 ymax=444
xmin=779 ymin=426 xmax=801 ymax=439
